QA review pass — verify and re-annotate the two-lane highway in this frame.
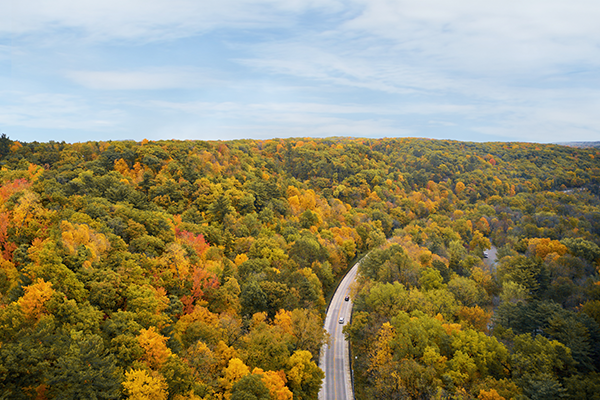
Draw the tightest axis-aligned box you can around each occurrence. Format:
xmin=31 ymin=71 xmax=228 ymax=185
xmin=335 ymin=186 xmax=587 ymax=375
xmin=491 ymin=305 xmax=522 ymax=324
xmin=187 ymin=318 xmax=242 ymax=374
xmin=318 ymin=261 xmax=359 ymax=400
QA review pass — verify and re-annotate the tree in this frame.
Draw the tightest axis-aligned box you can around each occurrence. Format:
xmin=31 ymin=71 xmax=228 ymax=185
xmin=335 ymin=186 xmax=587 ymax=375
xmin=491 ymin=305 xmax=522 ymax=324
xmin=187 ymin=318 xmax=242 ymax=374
xmin=299 ymin=210 xmax=319 ymax=229
xmin=138 ymin=327 xmax=172 ymax=370
xmin=448 ymin=276 xmax=488 ymax=307
xmin=240 ymin=280 xmax=268 ymax=319
xmin=419 ymin=268 xmax=445 ymax=291
xmin=0 ymin=317 xmax=64 ymax=399
xmin=364 ymin=281 xmax=409 ymax=321
xmin=450 ymin=329 xmax=509 ymax=379
xmin=123 ymin=369 xmax=168 ymax=400
xmin=230 ymin=373 xmax=271 ymax=400
xmin=285 ymin=350 xmax=324 ymax=400
xmin=242 ymin=313 xmax=291 ymax=372
xmin=253 ymin=368 xmax=293 ymax=400
xmin=561 ymin=237 xmax=600 ymax=264
xmin=470 ymin=230 xmax=491 ymax=254
xmin=366 ymin=322 xmax=404 ymax=399
xmin=207 ymin=194 xmax=234 ymax=224
xmin=289 ymin=235 xmax=327 ymax=269
xmin=0 ymin=133 xmax=12 ymax=157
xmin=497 ymin=255 xmax=548 ymax=297
xmin=124 ymin=284 xmax=170 ymax=329
xmin=46 ymin=331 xmax=121 ymax=400
xmin=17 ymin=278 xmax=55 ymax=321
xmin=220 ymin=358 xmax=250 ymax=395
xmin=528 ymin=238 xmax=568 ymax=260
xmin=457 ymin=305 xmax=493 ymax=333
xmin=511 ymin=333 xmax=576 ymax=381
xmin=159 ymin=354 xmax=196 ymax=399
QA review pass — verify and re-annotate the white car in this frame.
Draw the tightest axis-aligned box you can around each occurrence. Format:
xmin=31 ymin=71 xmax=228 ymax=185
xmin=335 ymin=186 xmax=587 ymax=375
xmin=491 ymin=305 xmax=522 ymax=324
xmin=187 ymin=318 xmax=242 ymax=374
xmin=339 ymin=317 xmax=344 ymax=324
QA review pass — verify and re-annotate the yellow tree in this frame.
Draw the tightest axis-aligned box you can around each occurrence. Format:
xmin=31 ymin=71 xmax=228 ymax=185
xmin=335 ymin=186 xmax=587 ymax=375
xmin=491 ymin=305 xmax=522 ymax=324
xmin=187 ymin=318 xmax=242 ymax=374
xmin=137 ymin=327 xmax=173 ymax=370
xmin=470 ymin=230 xmax=491 ymax=253
xmin=273 ymin=310 xmax=294 ymax=336
xmin=478 ymin=389 xmax=506 ymax=400
xmin=158 ymin=242 xmax=191 ymax=284
xmin=219 ymin=358 xmax=250 ymax=397
xmin=184 ymin=341 xmax=218 ymax=388
xmin=367 ymin=322 xmax=401 ymax=398
xmin=123 ymin=369 xmax=168 ymax=400
xmin=457 ymin=305 xmax=493 ymax=333
xmin=60 ymin=221 xmax=110 ymax=267
xmin=253 ymin=368 xmax=293 ymax=400
xmin=476 ymin=217 xmax=491 ymax=236
xmin=527 ymin=238 xmax=568 ymax=260
xmin=286 ymin=350 xmax=324 ymax=400
xmin=0 ymin=254 xmax=19 ymax=301
xmin=17 ymin=278 xmax=54 ymax=321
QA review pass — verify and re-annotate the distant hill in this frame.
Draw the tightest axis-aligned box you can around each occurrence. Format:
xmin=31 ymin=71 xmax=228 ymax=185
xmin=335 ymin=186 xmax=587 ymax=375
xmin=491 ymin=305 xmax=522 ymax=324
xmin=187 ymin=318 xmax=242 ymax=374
xmin=558 ymin=141 xmax=600 ymax=148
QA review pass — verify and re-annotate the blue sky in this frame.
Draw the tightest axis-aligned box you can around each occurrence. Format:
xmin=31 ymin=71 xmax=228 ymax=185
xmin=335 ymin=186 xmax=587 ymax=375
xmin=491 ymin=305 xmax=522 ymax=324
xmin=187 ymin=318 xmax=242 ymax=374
xmin=2 ymin=0 xmax=600 ymax=144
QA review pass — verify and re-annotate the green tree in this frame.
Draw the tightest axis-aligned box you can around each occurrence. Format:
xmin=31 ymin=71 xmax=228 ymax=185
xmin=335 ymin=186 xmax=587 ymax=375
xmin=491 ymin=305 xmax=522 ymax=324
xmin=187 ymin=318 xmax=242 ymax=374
xmin=46 ymin=331 xmax=121 ymax=399
xmin=230 ymin=373 xmax=271 ymax=400
xmin=561 ymin=237 xmax=600 ymax=264
xmin=240 ymin=280 xmax=268 ymax=319
xmin=207 ymin=194 xmax=234 ymax=224
xmin=0 ymin=133 xmax=12 ymax=158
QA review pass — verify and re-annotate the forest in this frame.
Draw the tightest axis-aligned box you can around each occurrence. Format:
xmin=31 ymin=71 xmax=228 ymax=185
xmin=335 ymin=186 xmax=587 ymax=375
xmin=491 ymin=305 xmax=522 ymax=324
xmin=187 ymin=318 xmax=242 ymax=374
xmin=0 ymin=135 xmax=599 ymax=399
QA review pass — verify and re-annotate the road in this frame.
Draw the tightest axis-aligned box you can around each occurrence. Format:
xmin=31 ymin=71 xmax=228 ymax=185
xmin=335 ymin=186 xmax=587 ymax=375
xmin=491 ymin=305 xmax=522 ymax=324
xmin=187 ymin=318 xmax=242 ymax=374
xmin=484 ymin=245 xmax=498 ymax=273
xmin=317 ymin=247 xmax=497 ymax=399
xmin=318 ymin=261 xmax=359 ymax=400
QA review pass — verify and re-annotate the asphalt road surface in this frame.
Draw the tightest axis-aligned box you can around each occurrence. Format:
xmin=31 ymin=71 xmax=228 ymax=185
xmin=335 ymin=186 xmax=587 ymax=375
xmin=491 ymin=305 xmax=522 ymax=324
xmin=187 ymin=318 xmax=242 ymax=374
xmin=318 ymin=261 xmax=359 ymax=400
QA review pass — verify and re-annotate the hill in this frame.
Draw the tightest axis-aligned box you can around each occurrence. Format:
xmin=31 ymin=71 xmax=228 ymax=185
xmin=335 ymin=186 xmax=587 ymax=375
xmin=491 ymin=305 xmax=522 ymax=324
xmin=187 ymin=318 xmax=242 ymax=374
xmin=0 ymin=137 xmax=599 ymax=399
xmin=558 ymin=141 xmax=600 ymax=148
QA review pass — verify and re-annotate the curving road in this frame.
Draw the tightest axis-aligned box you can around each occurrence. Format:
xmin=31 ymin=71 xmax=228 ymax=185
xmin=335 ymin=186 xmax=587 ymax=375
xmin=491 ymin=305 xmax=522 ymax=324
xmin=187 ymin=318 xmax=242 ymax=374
xmin=318 ymin=261 xmax=360 ymax=400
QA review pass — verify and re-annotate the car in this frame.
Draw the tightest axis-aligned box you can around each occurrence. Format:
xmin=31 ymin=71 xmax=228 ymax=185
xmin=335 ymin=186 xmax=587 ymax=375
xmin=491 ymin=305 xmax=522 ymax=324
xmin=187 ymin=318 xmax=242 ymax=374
xmin=344 ymin=295 xmax=350 ymax=301
xmin=339 ymin=317 xmax=344 ymax=324
xmin=483 ymin=251 xmax=489 ymax=258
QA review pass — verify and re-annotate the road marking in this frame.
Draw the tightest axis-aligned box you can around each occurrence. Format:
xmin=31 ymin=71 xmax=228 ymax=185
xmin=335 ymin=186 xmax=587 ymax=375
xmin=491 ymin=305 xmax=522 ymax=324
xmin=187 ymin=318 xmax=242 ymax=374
xmin=320 ymin=261 xmax=361 ymax=400
xmin=333 ymin=295 xmax=344 ymax=400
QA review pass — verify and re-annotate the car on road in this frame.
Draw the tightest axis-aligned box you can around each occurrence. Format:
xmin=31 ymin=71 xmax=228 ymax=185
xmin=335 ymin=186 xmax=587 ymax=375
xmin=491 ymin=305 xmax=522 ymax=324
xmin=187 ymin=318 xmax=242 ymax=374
xmin=339 ymin=317 xmax=344 ymax=324
xmin=344 ymin=295 xmax=350 ymax=301
xmin=483 ymin=251 xmax=489 ymax=258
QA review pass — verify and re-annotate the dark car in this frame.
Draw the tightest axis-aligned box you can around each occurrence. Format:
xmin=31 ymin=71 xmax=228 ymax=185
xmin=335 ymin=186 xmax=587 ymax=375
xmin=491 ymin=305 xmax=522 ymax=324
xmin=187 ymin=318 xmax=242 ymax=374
xmin=344 ymin=296 xmax=350 ymax=301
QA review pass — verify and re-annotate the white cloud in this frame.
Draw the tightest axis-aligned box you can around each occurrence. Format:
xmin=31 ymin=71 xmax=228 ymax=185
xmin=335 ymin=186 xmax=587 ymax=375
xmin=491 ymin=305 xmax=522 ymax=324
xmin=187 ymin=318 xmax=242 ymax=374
xmin=1 ymin=0 xmax=344 ymax=41
xmin=66 ymin=67 xmax=218 ymax=90
xmin=151 ymin=117 xmax=408 ymax=141
xmin=145 ymin=99 xmax=477 ymax=120
xmin=139 ymin=99 xmax=411 ymax=139
xmin=0 ymin=91 xmax=123 ymax=131
xmin=235 ymin=0 xmax=600 ymax=96
xmin=2 ymin=0 xmax=599 ymax=143
xmin=344 ymin=0 xmax=600 ymax=73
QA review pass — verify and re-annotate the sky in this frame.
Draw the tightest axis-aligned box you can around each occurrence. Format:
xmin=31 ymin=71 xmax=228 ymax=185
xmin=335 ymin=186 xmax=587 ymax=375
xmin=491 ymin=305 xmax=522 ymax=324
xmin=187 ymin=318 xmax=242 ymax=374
xmin=1 ymin=0 xmax=600 ymax=144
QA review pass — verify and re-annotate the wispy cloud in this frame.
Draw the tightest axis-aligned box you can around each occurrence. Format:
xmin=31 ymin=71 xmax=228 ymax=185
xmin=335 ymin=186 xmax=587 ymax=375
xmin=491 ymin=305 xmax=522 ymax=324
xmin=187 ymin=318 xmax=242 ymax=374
xmin=1 ymin=0 xmax=599 ymax=143
xmin=145 ymin=99 xmax=477 ymax=120
xmin=239 ymin=0 xmax=600 ymax=91
xmin=1 ymin=0 xmax=344 ymax=41
xmin=66 ymin=67 xmax=219 ymax=90
xmin=0 ymin=91 xmax=123 ymax=131
xmin=344 ymin=0 xmax=600 ymax=74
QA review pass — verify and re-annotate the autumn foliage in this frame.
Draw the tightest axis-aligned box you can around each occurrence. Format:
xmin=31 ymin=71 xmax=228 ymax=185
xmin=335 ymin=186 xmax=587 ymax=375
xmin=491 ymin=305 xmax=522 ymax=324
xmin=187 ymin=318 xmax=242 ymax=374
xmin=0 ymin=136 xmax=597 ymax=398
